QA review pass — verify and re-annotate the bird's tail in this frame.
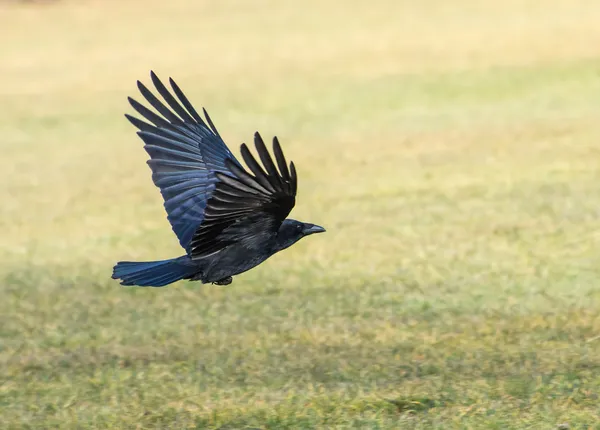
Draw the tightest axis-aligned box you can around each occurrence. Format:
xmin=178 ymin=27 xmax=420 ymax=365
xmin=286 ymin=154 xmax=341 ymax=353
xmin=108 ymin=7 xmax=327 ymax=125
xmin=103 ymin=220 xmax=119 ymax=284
xmin=112 ymin=256 xmax=197 ymax=287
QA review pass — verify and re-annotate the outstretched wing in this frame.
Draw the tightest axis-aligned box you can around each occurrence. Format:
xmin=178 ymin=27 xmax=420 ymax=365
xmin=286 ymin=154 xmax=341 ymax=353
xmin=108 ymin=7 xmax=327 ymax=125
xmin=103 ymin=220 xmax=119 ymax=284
xmin=190 ymin=132 xmax=297 ymax=259
xmin=127 ymin=71 xmax=242 ymax=252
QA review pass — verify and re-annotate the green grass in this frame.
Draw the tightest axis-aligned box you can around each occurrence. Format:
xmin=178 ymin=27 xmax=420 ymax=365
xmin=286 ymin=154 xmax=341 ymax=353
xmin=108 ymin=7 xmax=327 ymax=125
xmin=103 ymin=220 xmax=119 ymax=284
xmin=2 ymin=0 xmax=600 ymax=428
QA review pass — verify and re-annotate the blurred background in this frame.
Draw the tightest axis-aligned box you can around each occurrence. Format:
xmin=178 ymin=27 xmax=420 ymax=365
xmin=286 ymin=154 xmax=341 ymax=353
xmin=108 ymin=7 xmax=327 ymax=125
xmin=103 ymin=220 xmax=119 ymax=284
xmin=2 ymin=0 xmax=600 ymax=427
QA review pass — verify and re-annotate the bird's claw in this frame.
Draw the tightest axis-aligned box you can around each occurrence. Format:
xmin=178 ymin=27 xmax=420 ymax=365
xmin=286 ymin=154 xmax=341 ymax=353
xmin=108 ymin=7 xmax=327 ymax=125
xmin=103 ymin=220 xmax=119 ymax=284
xmin=213 ymin=277 xmax=232 ymax=286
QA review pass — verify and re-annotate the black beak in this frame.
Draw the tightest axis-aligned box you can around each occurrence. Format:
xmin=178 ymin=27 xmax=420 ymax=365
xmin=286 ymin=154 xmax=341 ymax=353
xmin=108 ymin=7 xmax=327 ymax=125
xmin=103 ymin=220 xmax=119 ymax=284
xmin=303 ymin=224 xmax=326 ymax=235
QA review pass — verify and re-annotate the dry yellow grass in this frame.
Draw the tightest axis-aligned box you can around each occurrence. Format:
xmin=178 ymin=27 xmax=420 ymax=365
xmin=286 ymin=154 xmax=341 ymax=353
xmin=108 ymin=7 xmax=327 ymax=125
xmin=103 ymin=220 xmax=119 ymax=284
xmin=1 ymin=0 xmax=600 ymax=428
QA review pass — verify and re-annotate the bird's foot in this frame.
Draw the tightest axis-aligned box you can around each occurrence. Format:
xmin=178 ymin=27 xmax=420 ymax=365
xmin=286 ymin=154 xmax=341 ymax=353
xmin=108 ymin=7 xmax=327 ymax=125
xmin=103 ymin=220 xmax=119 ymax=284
xmin=213 ymin=277 xmax=232 ymax=286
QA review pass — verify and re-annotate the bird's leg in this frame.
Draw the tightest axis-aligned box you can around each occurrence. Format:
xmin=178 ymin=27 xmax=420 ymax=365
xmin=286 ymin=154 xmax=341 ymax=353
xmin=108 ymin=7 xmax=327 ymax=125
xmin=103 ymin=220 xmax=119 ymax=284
xmin=213 ymin=277 xmax=232 ymax=286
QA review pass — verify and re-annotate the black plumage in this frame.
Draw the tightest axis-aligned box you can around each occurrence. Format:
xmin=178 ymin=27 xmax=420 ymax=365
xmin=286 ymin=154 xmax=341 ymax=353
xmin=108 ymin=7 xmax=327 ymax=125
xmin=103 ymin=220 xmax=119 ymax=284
xmin=112 ymin=71 xmax=325 ymax=287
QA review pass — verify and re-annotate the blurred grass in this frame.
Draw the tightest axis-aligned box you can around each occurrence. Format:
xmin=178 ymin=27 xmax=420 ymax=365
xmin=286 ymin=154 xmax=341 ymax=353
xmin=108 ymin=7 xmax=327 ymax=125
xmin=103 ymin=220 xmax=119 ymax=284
xmin=2 ymin=0 xmax=600 ymax=428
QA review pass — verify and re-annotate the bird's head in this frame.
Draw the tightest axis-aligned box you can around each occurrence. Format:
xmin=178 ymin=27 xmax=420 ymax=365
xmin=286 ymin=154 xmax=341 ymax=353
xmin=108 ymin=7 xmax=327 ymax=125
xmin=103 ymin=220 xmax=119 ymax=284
xmin=275 ymin=219 xmax=326 ymax=252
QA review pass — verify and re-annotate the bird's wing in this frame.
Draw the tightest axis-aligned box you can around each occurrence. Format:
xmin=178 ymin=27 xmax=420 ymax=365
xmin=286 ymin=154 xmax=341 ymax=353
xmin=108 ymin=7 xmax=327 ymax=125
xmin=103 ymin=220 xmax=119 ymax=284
xmin=126 ymin=71 xmax=242 ymax=252
xmin=189 ymin=132 xmax=297 ymax=259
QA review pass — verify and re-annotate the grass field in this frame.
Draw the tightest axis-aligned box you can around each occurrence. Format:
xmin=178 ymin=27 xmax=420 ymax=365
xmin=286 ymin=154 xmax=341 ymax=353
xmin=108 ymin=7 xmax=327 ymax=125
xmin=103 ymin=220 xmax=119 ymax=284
xmin=2 ymin=0 xmax=600 ymax=428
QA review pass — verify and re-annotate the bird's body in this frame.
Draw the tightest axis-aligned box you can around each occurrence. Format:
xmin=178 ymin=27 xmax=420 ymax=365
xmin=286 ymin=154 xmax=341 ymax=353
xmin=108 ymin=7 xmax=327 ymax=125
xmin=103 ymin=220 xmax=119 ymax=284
xmin=115 ymin=244 xmax=272 ymax=287
xmin=112 ymin=72 xmax=324 ymax=287
xmin=197 ymin=242 xmax=274 ymax=284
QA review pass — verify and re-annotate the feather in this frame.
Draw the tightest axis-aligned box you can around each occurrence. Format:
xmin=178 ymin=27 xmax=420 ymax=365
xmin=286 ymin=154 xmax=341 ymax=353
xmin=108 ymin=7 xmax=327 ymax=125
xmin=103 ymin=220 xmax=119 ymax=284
xmin=272 ymin=136 xmax=291 ymax=182
xmin=150 ymin=71 xmax=196 ymax=124
xmin=222 ymin=161 xmax=272 ymax=195
xmin=254 ymin=132 xmax=284 ymax=189
xmin=240 ymin=144 xmax=276 ymax=193
xmin=169 ymin=77 xmax=206 ymax=126
xmin=203 ymin=107 xmax=222 ymax=139
xmin=128 ymin=97 xmax=172 ymax=129
xmin=215 ymin=171 xmax=266 ymax=196
xmin=137 ymin=80 xmax=184 ymax=125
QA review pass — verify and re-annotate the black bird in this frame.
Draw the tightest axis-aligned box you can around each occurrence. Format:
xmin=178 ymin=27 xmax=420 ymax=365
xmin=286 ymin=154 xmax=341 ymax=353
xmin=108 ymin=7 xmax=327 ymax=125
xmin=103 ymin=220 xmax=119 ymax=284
xmin=112 ymin=72 xmax=325 ymax=287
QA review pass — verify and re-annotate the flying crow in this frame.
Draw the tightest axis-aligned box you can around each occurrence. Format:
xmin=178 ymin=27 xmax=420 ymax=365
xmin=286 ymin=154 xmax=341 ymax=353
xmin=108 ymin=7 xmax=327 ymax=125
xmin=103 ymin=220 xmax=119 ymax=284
xmin=112 ymin=72 xmax=325 ymax=287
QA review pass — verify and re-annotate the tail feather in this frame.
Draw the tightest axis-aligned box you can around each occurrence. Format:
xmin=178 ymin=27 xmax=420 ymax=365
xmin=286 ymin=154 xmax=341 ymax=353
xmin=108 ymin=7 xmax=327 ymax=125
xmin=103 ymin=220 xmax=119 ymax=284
xmin=112 ymin=256 xmax=197 ymax=287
